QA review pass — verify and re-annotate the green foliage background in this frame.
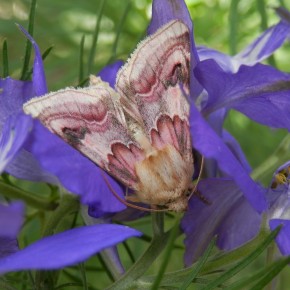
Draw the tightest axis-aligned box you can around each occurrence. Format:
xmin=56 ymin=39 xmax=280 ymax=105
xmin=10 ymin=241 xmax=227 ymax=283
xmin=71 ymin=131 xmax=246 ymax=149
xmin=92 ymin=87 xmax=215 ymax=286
xmin=1 ymin=0 xmax=290 ymax=289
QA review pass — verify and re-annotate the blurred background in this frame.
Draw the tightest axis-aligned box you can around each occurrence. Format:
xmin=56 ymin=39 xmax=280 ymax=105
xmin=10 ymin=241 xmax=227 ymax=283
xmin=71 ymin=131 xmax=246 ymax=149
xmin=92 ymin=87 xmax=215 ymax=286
xmin=0 ymin=0 xmax=290 ymax=288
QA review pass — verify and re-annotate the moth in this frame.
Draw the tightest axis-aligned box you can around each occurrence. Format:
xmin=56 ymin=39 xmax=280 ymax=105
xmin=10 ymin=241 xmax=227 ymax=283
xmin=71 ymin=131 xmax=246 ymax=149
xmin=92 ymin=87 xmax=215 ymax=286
xmin=23 ymin=20 xmax=195 ymax=212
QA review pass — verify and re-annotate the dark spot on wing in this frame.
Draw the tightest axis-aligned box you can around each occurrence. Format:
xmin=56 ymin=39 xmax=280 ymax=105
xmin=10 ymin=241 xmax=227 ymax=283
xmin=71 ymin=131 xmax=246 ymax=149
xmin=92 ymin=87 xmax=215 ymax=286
xmin=62 ymin=126 xmax=89 ymax=146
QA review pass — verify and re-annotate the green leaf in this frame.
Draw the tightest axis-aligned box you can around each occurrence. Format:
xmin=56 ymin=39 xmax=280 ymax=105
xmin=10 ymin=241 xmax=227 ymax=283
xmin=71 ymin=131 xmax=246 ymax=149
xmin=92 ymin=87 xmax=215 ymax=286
xmin=2 ymin=40 xmax=9 ymax=77
xmin=20 ymin=0 xmax=37 ymax=80
xmin=201 ymin=226 xmax=281 ymax=290
xmin=179 ymin=237 xmax=217 ymax=290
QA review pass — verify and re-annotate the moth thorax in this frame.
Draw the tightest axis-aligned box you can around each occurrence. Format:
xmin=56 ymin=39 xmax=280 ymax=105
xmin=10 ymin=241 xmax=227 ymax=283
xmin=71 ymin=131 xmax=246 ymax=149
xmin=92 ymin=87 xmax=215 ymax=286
xmin=134 ymin=144 xmax=193 ymax=212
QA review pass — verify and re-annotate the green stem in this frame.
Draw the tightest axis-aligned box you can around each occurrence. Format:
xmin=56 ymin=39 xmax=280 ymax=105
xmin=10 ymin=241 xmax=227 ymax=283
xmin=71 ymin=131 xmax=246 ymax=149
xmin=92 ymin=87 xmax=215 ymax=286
xmin=2 ymin=40 xmax=9 ymax=77
xmin=20 ymin=0 xmax=37 ymax=80
xmin=152 ymin=212 xmax=164 ymax=237
xmin=110 ymin=1 xmax=131 ymax=62
xmin=0 ymin=180 xmax=58 ymax=210
xmin=79 ymin=35 xmax=85 ymax=84
xmin=87 ymin=0 xmax=105 ymax=74
xmin=100 ymin=249 xmax=125 ymax=281
xmin=41 ymin=193 xmax=79 ymax=237
xmin=151 ymin=222 xmax=179 ymax=290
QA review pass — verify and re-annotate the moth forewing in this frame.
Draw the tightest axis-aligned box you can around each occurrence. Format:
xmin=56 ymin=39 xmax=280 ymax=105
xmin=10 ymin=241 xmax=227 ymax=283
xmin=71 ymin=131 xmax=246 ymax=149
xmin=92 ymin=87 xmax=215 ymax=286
xmin=23 ymin=20 xmax=194 ymax=212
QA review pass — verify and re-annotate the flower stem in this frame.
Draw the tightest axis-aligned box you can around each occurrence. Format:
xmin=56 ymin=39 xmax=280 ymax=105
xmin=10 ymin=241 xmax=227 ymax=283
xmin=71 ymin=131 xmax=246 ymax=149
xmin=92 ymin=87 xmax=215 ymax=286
xmin=152 ymin=212 xmax=164 ymax=237
xmin=41 ymin=193 xmax=79 ymax=237
xmin=0 ymin=180 xmax=58 ymax=210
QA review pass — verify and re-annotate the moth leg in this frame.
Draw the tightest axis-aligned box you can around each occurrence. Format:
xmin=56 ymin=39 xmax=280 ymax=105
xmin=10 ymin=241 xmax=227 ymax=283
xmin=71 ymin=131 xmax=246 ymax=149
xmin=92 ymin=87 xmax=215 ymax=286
xmin=125 ymin=195 xmax=142 ymax=203
xmin=193 ymin=190 xmax=211 ymax=205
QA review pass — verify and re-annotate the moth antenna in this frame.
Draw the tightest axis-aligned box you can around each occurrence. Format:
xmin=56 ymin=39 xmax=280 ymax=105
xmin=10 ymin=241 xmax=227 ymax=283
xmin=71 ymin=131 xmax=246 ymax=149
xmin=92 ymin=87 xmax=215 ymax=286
xmin=101 ymin=171 xmax=168 ymax=212
xmin=188 ymin=155 xmax=204 ymax=201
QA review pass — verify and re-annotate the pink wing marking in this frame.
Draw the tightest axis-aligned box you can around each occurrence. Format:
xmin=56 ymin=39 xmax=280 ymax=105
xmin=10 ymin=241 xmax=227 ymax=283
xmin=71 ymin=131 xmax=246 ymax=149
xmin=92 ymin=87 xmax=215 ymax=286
xmin=116 ymin=20 xmax=191 ymax=156
xmin=23 ymin=82 xmax=145 ymax=188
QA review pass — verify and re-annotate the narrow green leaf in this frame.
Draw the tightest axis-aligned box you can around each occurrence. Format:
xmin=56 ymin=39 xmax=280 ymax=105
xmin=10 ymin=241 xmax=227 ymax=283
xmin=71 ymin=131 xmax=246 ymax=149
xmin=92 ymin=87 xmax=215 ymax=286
xmin=79 ymin=35 xmax=85 ymax=84
xmin=0 ymin=180 xmax=58 ymax=210
xmin=179 ymin=237 xmax=217 ymax=290
xmin=106 ymin=231 xmax=171 ymax=290
xmin=201 ymin=226 xmax=281 ymax=290
xmin=0 ymin=279 xmax=18 ymax=290
xmin=110 ymin=1 xmax=131 ymax=62
xmin=123 ymin=240 xmax=136 ymax=263
xmin=79 ymin=262 xmax=89 ymax=290
xmin=229 ymin=0 xmax=240 ymax=55
xmin=41 ymin=45 xmax=54 ymax=61
xmin=249 ymin=256 xmax=290 ymax=290
xmin=20 ymin=0 xmax=37 ymax=80
xmin=54 ymin=283 xmax=86 ymax=290
xmin=151 ymin=222 xmax=179 ymax=290
xmin=87 ymin=0 xmax=105 ymax=74
xmin=226 ymin=256 xmax=290 ymax=290
xmin=2 ymin=40 xmax=9 ymax=77
xmin=98 ymin=253 xmax=115 ymax=282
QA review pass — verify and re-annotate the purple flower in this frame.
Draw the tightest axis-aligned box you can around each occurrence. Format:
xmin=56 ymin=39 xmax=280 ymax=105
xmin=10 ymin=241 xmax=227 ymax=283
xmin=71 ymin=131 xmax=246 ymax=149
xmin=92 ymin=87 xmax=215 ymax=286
xmin=0 ymin=72 xmax=56 ymax=183
xmin=0 ymin=202 xmax=24 ymax=259
xmin=268 ymin=161 xmax=290 ymax=256
xmin=0 ymin=113 xmax=27 ymax=259
xmin=0 ymin=223 xmax=141 ymax=274
xmin=147 ymin=0 xmax=290 ymax=264
xmin=182 ymin=161 xmax=290 ymax=265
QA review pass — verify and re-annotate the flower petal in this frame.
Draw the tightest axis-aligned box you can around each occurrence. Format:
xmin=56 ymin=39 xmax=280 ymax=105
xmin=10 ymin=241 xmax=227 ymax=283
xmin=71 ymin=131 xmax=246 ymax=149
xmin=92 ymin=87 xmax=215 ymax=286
xmin=0 ymin=202 xmax=24 ymax=258
xmin=0 ymin=113 xmax=32 ymax=173
xmin=17 ymin=24 xmax=48 ymax=95
xmin=0 ymin=202 xmax=24 ymax=238
xmin=0 ymin=78 xmax=34 ymax=122
xmin=0 ymin=238 xmax=19 ymax=259
xmin=98 ymin=60 xmax=124 ymax=88
xmin=222 ymin=130 xmax=252 ymax=173
xmin=0 ymin=224 xmax=141 ymax=274
xmin=198 ymin=20 xmax=290 ymax=73
xmin=195 ymin=60 xmax=290 ymax=131
xmin=197 ymin=46 xmax=234 ymax=72
xmin=26 ymin=121 xmax=126 ymax=216
xmin=269 ymin=219 xmax=290 ymax=256
xmin=189 ymin=103 xmax=267 ymax=212
xmin=182 ymin=178 xmax=261 ymax=265
xmin=233 ymin=21 xmax=290 ymax=70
